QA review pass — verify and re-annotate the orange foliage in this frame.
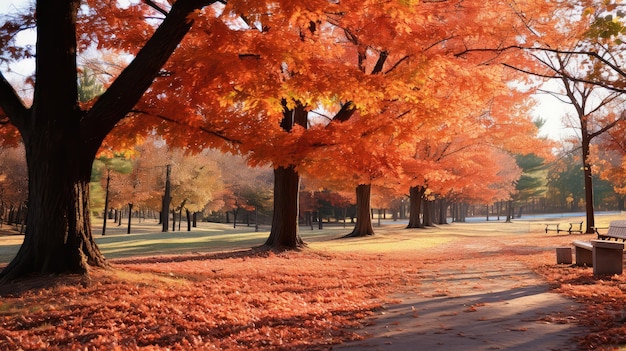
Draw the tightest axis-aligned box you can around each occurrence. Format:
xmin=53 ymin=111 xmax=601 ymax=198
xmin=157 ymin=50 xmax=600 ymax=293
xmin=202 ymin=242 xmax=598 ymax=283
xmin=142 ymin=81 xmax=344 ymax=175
xmin=1 ymin=0 xmax=563 ymax=195
xmin=591 ymin=121 xmax=626 ymax=195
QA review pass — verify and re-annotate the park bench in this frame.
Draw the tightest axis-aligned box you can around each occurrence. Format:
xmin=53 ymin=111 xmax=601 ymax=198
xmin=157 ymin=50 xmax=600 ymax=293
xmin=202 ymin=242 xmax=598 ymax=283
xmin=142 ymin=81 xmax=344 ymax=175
xmin=545 ymin=223 xmax=561 ymax=233
xmin=567 ymin=221 xmax=583 ymax=234
xmin=546 ymin=221 xmax=584 ymax=234
xmin=594 ymin=220 xmax=626 ymax=241
xmin=572 ymin=239 xmax=624 ymax=275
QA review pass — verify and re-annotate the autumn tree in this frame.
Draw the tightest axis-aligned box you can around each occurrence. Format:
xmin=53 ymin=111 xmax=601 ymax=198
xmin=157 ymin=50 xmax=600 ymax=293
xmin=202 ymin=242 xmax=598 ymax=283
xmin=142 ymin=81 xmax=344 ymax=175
xmin=213 ymin=151 xmax=273 ymax=227
xmin=0 ymin=0 xmax=571 ymax=280
xmin=167 ymin=149 xmax=223 ymax=231
xmin=487 ymin=2 xmax=626 ymax=232
xmin=91 ymin=155 xmax=133 ymax=234
xmin=537 ymin=53 xmax=625 ymax=232
xmin=0 ymin=0 xmax=232 ymax=281
xmin=400 ymin=84 xmax=543 ymax=228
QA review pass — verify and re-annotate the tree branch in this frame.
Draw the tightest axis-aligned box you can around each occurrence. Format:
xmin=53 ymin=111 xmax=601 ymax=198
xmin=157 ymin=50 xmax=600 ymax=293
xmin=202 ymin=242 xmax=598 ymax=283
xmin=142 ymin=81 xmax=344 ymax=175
xmin=460 ymin=45 xmax=626 ymax=94
xmin=501 ymin=63 xmax=557 ymax=80
xmin=590 ymin=111 xmax=626 ymax=140
xmin=0 ymin=72 xmax=28 ymax=132
xmin=130 ymin=109 xmax=242 ymax=144
xmin=331 ymin=101 xmax=356 ymax=123
xmin=384 ymin=55 xmax=409 ymax=75
xmin=143 ymin=0 xmax=169 ymax=16
xmin=83 ymin=0 xmax=219 ymax=143
xmin=371 ymin=51 xmax=388 ymax=75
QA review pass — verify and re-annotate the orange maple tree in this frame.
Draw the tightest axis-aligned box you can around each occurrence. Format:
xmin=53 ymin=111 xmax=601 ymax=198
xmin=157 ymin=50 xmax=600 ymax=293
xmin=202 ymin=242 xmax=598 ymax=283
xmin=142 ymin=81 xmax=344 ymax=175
xmin=0 ymin=0 xmax=577 ymax=281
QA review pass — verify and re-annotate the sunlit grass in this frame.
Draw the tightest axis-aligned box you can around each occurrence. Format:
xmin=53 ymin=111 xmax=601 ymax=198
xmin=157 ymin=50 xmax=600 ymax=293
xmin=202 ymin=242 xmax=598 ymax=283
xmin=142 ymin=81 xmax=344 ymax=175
xmin=310 ymin=235 xmax=452 ymax=252
xmin=1 ymin=213 xmax=624 ymax=264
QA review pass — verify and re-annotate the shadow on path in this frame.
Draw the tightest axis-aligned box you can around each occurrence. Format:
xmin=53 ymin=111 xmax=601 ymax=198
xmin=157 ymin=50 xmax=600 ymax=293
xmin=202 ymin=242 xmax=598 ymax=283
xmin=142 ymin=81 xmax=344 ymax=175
xmin=337 ymin=260 xmax=586 ymax=351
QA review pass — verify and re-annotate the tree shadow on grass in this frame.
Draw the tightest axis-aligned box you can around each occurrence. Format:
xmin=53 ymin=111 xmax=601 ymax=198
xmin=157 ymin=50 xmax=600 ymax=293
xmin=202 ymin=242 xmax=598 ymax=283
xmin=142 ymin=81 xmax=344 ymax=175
xmin=0 ymin=273 xmax=90 ymax=297
xmin=108 ymin=244 xmax=315 ymax=266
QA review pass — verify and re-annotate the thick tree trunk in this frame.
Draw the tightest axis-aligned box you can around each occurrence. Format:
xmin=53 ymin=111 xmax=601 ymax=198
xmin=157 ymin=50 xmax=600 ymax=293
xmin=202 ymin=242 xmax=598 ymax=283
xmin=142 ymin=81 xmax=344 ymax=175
xmin=344 ymin=184 xmax=374 ymax=237
xmin=0 ymin=134 xmax=106 ymax=281
xmin=407 ymin=186 xmax=424 ymax=228
xmin=265 ymin=101 xmax=308 ymax=248
xmin=264 ymin=166 xmax=304 ymax=248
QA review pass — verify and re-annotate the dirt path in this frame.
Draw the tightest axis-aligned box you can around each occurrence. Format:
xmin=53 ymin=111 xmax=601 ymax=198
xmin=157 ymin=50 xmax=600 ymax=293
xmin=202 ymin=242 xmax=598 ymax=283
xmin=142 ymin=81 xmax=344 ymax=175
xmin=336 ymin=235 xmax=587 ymax=351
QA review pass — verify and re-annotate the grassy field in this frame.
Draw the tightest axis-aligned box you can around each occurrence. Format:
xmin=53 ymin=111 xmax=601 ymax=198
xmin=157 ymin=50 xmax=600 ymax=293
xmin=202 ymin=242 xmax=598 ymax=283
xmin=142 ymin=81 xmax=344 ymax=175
xmin=1 ymin=212 xmax=619 ymax=264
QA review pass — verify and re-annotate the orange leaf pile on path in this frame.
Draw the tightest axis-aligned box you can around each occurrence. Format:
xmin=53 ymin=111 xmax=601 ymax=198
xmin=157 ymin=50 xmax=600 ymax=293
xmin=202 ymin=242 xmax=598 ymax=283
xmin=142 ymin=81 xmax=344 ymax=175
xmin=3 ymin=217 xmax=626 ymax=350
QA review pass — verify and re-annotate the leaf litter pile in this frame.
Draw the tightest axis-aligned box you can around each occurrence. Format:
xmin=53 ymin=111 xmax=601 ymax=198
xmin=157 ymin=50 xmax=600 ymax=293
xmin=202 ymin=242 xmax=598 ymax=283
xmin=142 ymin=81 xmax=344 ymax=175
xmin=0 ymin=249 xmax=422 ymax=350
xmin=3 ymin=224 xmax=626 ymax=350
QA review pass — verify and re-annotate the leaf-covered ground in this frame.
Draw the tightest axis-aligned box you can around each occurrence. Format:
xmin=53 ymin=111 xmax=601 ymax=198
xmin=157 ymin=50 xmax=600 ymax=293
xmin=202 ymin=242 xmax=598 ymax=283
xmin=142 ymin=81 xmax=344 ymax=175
xmin=2 ymin=218 xmax=626 ymax=350
xmin=0 ymin=248 xmax=423 ymax=350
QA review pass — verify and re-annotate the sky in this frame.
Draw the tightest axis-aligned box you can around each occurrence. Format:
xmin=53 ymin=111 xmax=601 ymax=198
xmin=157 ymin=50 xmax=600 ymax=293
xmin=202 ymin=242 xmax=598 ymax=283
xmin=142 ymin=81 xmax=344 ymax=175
xmin=533 ymin=88 xmax=578 ymax=142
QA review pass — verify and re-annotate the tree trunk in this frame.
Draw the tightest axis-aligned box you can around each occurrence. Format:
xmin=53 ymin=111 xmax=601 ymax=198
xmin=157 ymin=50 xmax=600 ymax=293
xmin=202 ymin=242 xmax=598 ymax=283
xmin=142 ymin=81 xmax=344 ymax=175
xmin=438 ymin=199 xmax=448 ymax=225
xmin=0 ymin=133 xmax=106 ymax=281
xmin=505 ymin=200 xmax=512 ymax=223
xmin=187 ymin=209 xmax=192 ymax=231
xmin=581 ymin=135 xmax=595 ymax=233
xmin=264 ymin=165 xmax=304 ymax=248
xmin=423 ymin=199 xmax=433 ymax=226
xmin=178 ymin=208 xmax=182 ymax=231
xmin=161 ymin=164 xmax=171 ymax=232
xmin=344 ymin=184 xmax=374 ymax=237
xmin=407 ymin=186 xmax=424 ymax=228
xmin=264 ymin=101 xmax=308 ymax=248
xmin=127 ymin=203 xmax=133 ymax=234
xmin=172 ymin=209 xmax=176 ymax=232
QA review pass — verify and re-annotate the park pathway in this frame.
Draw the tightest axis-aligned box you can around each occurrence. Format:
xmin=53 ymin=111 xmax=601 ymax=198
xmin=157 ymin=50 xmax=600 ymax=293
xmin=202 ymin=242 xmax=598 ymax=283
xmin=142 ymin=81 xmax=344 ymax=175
xmin=337 ymin=237 xmax=587 ymax=351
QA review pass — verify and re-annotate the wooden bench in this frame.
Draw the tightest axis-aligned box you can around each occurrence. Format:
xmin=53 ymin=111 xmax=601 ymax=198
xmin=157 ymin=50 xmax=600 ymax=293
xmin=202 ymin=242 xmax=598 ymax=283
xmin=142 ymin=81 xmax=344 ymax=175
xmin=545 ymin=223 xmax=561 ymax=233
xmin=572 ymin=239 xmax=624 ymax=275
xmin=594 ymin=220 xmax=626 ymax=241
xmin=567 ymin=221 xmax=583 ymax=234
xmin=546 ymin=221 xmax=583 ymax=234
